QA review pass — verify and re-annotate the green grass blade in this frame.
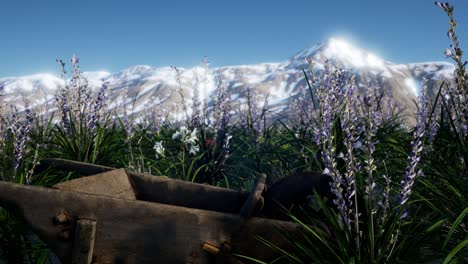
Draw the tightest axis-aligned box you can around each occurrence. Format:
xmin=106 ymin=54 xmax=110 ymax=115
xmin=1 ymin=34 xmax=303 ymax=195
xmin=443 ymin=206 xmax=468 ymax=249
xmin=442 ymin=239 xmax=468 ymax=264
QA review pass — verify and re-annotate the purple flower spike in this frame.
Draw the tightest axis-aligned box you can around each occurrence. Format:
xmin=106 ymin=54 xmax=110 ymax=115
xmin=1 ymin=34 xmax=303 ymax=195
xmin=71 ymin=53 xmax=79 ymax=64
xmin=445 ymin=48 xmax=453 ymax=57
xmin=56 ymin=59 xmax=65 ymax=67
xmin=399 ymin=80 xmax=428 ymax=209
xmin=435 ymin=2 xmax=451 ymax=12
xmin=447 ymin=31 xmax=455 ymax=41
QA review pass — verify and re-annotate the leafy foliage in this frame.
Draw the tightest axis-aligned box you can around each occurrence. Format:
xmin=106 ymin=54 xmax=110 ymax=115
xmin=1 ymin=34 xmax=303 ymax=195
xmin=0 ymin=2 xmax=467 ymax=263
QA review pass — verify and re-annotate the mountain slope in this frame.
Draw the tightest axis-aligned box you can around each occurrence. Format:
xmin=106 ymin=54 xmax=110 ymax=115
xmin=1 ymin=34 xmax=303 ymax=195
xmin=0 ymin=38 xmax=455 ymax=122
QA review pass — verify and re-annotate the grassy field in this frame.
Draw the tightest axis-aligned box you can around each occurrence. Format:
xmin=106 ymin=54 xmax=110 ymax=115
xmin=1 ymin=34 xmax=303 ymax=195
xmin=0 ymin=2 xmax=467 ymax=263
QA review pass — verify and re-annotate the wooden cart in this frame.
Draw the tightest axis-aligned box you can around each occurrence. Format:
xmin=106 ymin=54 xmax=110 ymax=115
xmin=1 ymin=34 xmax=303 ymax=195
xmin=0 ymin=159 xmax=313 ymax=264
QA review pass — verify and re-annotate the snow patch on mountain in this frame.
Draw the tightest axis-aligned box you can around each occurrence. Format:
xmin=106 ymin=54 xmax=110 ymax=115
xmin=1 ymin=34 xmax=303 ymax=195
xmin=0 ymin=38 xmax=457 ymax=124
xmin=405 ymin=78 xmax=420 ymax=96
xmin=324 ymin=38 xmax=385 ymax=69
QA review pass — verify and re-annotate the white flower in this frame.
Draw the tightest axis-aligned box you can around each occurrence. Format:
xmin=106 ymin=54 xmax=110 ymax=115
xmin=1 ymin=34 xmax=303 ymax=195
xmin=172 ymin=126 xmax=199 ymax=155
xmin=189 ymin=145 xmax=200 ymax=155
xmin=153 ymin=141 xmax=165 ymax=158
xmin=172 ymin=126 xmax=187 ymax=140
xmin=184 ymin=128 xmax=198 ymax=145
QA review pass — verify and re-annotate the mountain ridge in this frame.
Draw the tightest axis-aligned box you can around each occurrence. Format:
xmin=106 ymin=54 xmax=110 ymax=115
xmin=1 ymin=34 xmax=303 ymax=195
xmin=0 ymin=38 xmax=456 ymax=123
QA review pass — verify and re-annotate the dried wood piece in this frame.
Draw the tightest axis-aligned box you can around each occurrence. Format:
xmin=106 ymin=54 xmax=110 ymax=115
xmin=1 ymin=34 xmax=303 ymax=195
xmin=53 ymin=169 xmax=136 ymax=200
xmin=72 ymin=219 xmax=96 ymax=264
xmin=239 ymin=173 xmax=267 ymax=219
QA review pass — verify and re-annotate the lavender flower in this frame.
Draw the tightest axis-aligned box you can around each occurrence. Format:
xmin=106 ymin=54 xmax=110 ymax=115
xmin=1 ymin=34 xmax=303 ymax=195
xmin=119 ymin=90 xmax=133 ymax=137
xmin=436 ymin=0 xmax=468 ymax=136
xmin=358 ymin=94 xmax=379 ymax=210
xmin=71 ymin=53 xmax=80 ymax=64
xmin=88 ymin=81 xmax=109 ymax=132
xmin=172 ymin=66 xmax=190 ymax=123
xmin=55 ymin=54 xmax=100 ymax=134
xmin=8 ymin=105 xmax=34 ymax=174
xmin=312 ymin=61 xmax=348 ymax=228
xmin=0 ymin=99 xmax=6 ymax=153
xmin=213 ymin=77 xmax=231 ymax=138
xmin=142 ymin=96 xmax=166 ymax=132
xmin=256 ymin=94 xmax=270 ymax=135
xmin=399 ymin=86 xmax=428 ymax=209
xmin=447 ymin=31 xmax=455 ymax=41
xmin=25 ymin=143 xmax=41 ymax=184
xmin=190 ymin=70 xmax=201 ymax=128
xmin=55 ymin=60 xmax=71 ymax=135
xmin=378 ymin=174 xmax=392 ymax=226
xmin=444 ymin=47 xmax=453 ymax=57
xmin=201 ymin=57 xmax=210 ymax=125
xmin=341 ymin=76 xmax=362 ymax=234
xmin=245 ymin=87 xmax=259 ymax=132
xmin=435 ymin=2 xmax=452 ymax=12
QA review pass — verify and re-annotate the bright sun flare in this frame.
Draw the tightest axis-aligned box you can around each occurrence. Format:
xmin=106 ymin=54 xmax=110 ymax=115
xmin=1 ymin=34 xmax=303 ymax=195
xmin=326 ymin=38 xmax=385 ymax=69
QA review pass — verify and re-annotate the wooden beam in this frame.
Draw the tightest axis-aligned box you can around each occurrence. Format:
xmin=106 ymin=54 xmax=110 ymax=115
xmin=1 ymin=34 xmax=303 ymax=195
xmin=72 ymin=219 xmax=96 ymax=264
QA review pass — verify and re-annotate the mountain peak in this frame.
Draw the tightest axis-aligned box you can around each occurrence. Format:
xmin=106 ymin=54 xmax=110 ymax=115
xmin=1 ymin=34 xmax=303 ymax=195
xmin=292 ymin=38 xmax=386 ymax=69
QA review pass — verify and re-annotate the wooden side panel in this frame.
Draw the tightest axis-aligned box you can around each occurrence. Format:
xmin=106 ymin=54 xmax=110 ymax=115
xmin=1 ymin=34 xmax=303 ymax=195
xmin=239 ymin=173 xmax=266 ymax=219
xmin=38 ymin=159 xmax=249 ymax=213
xmin=128 ymin=172 xmax=249 ymax=213
xmin=53 ymin=169 xmax=136 ymax=200
xmin=35 ymin=158 xmax=114 ymax=176
xmin=0 ymin=181 xmax=302 ymax=263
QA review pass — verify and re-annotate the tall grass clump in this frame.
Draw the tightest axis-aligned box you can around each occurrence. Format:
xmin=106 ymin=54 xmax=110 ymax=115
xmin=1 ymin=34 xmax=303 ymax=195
xmin=254 ymin=2 xmax=467 ymax=263
xmin=0 ymin=84 xmax=52 ymax=263
xmin=0 ymin=2 xmax=467 ymax=263
xmin=286 ymin=61 xmax=424 ymax=263
xmin=410 ymin=2 xmax=467 ymax=262
xmin=49 ymin=55 xmax=124 ymax=167
xmin=127 ymin=61 xmax=237 ymax=186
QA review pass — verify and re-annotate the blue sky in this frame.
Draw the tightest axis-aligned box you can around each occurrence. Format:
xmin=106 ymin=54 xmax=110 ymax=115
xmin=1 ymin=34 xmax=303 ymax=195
xmin=0 ymin=0 xmax=467 ymax=77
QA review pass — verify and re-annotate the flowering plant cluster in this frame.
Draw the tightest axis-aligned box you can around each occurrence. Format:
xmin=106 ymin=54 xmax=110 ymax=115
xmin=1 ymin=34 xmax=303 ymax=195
xmin=0 ymin=2 xmax=467 ymax=263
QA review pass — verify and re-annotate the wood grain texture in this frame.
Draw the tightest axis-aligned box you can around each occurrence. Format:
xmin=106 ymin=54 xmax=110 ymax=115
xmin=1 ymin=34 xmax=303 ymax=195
xmin=0 ymin=181 xmax=302 ymax=263
xmin=72 ymin=219 xmax=96 ymax=264
xmin=37 ymin=159 xmax=250 ymax=213
xmin=53 ymin=169 xmax=136 ymax=200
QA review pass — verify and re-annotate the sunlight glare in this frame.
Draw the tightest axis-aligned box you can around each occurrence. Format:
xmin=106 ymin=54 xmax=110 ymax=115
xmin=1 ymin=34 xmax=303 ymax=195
xmin=325 ymin=38 xmax=385 ymax=69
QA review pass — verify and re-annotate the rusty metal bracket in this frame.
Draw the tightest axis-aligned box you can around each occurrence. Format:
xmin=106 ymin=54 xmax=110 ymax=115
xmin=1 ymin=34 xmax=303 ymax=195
xmin=202 ymin=241 xmax=243 ymax=264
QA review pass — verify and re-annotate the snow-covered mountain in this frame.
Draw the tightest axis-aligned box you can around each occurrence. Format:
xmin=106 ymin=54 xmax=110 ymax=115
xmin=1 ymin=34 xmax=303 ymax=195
xmin=0 ymin=38 xmax=455 ymax=122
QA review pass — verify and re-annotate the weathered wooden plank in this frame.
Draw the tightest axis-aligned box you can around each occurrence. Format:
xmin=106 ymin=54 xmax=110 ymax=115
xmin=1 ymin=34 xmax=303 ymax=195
xmin=239 ymin=173 xmax=266 ymax=219
xmin=128 ymin=171 xmax=249 ymax=213
xmin=34 ymin=158 xmax=114 ymax=176
xmin=72 ymin=219 xmax=96 ymax=264
xmin=0 ymin=181 xmax=301 ymax=263
xmin=262 ymin=172 xmax=333 ymax=219
xmin=53 ymin=169 xmax=136 ymax=200
xmin=37 ymin=159 xmax=250 ymax=213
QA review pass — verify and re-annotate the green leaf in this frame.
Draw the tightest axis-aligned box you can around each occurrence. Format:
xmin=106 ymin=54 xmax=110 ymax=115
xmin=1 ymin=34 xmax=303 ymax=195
xmin=443 ymin=207 xmax=468 ymax=249
xmin=443 ymin=239 xmax=468 ymax=264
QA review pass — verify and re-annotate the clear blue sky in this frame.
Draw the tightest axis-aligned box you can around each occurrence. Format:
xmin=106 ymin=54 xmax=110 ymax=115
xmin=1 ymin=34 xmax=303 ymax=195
xmin=0 ymin=0 xmax=467 ymax=77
